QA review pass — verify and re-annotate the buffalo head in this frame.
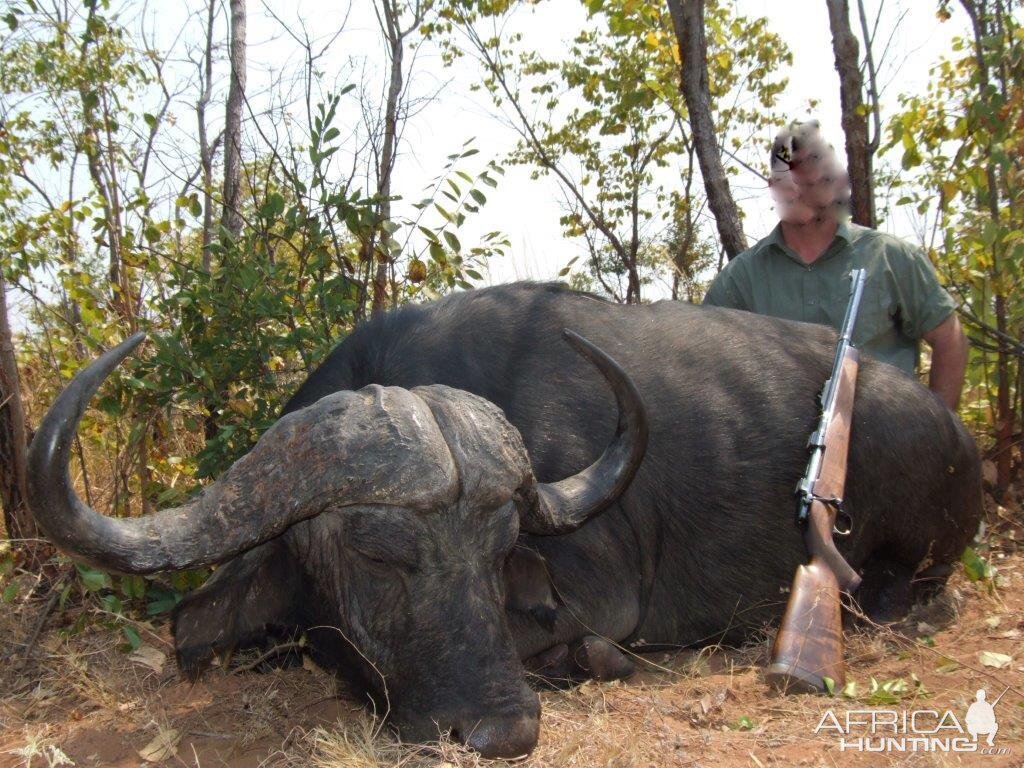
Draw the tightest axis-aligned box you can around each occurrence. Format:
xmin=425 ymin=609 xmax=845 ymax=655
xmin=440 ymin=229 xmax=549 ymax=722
xmin=26 ymin=330 xmax=647 ymax=758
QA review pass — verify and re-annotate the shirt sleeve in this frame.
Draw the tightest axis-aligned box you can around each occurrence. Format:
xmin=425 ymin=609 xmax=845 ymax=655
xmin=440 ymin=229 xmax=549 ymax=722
xmin=892 ymin=243 xmax=958 ymax=338
xmin=702 ymin=259 xmax=750 ymax=310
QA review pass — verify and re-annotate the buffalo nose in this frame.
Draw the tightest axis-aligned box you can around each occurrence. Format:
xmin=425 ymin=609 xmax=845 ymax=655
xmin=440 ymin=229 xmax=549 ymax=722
xmin=459 ymin=714 xmax=540 ymax=759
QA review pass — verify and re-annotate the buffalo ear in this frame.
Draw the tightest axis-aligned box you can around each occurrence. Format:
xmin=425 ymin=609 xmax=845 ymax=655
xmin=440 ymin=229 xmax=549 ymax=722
xmin=505 ymin=545 xmax=558 ymax=631
xmin=172 ymin=538 xmax=303 ymax=677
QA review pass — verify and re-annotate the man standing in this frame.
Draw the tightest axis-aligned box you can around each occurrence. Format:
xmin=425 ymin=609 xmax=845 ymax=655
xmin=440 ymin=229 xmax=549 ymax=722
xmin=703 ymin=120 xmax=967 ymax=410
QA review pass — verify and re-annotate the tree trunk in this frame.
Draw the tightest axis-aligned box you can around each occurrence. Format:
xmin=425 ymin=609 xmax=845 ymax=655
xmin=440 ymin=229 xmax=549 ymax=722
xmin=0 ymin=273 xmax=36 ymax=541
xmin=961 ymin=0 xmax=1016 ymax=496
xmin=221 ymin=0 xmax=247 ymax=239
xmin=199 ymin=0 xmax=218 ymax=270
xmin=625 ymin=185 xmax=642 ymax=304
xmin=994 ymin=293 xmax=1013 ymax=495
xmin=826 ymin=0 xmax=875 ymax=228
xmin=77 ymin=1 xmax=132 ymax=327
xmin=371 ymin=0 xmax=405 ymax=316
xmin=666 ymin=0 xmax=746 ymax=261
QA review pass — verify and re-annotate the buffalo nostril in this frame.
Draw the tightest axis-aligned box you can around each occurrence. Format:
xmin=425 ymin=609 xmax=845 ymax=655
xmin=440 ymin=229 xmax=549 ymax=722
xmin=460 ymin=715 xmax=540 ymax=759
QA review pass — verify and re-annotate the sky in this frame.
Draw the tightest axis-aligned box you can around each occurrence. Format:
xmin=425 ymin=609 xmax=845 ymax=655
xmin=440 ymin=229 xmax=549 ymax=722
xmin=255 ymin=0 xmax=956 ymax=291
xmin=12 ymin=0 xmax=967 ymax=309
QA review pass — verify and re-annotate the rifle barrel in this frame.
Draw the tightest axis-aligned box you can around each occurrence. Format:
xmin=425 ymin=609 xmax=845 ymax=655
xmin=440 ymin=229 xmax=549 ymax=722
xmin=796 ymin=268 xmax=867 ymax=525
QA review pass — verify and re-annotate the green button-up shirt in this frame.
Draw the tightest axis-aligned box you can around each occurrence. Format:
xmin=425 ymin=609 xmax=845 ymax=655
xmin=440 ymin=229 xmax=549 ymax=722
xmin=702 ymin=221 xmax=957 ymax=374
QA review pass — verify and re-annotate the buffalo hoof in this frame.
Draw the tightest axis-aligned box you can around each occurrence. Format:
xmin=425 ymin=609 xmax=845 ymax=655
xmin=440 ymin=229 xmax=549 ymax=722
xmin=572 ymin=635 xmax=635 ymax=681
xmin=459 ymin=714 xmax=540 ymax=759
xmin=524 ymin=643 xmax=575 ymax=688
xmin=895 ymin=585 xmax=965 ymax=636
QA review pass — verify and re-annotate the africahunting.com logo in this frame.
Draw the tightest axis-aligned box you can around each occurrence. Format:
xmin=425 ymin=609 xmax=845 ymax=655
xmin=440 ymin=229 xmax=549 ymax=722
xmin=814 ymin=687 xmax=1012 ymax=755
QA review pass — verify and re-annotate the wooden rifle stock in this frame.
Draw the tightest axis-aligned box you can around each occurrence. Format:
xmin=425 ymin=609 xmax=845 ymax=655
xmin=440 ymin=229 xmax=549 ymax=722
xmin=767 ymin=350 xmax=862 ymax=694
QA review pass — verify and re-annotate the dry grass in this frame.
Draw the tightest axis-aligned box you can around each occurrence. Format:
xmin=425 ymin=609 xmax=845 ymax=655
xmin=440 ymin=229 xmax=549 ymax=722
xmin=1 ymin=500 xmax=1022 ymax=768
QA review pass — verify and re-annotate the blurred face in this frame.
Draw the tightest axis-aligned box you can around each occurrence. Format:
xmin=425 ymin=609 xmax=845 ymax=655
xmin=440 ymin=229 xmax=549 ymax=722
xmin=768 ymin=120 xmax=851 ymax=226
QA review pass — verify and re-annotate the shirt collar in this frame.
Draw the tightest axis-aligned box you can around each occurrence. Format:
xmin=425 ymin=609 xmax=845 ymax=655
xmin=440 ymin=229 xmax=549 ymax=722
xmin=767 ymin=218 xmax=853 ymax=264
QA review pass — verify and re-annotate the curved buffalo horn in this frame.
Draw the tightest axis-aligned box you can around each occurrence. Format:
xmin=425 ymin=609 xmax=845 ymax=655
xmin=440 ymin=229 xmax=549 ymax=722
xmin=520 ymin=330 xmax=649 ymax=536
xmin=27 ymin=334 xmax=462 ymax=574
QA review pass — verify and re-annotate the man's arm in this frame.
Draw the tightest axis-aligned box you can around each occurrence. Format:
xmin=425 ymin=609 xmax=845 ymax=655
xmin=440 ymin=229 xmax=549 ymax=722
xmin=702 ymin=259 xmax=750 ymax=310
xmin=922 ymin=313 xmax=968 ymax=411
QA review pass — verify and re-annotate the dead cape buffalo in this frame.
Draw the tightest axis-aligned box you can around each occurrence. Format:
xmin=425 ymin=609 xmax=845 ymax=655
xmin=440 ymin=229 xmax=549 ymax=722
xmin=27 ymin=282 xmax=981 ymax=758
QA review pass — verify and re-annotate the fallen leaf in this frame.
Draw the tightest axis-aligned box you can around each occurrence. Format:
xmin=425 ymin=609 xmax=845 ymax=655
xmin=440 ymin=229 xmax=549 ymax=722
xmin=28 ymin=684 xmax=55 ymax=701
xmin=302 ymin=654 xmax=327 ymax=675
xmin=45 ymin=746 xmax=74 ymax=767
xmin=129 ymin=644 xmax=165 ymax=673
xmin=981 ymin=460 xmax=997 ymax=486
xmin=978 ymin=650 xmax=1013 ymax=669
xmin=984 ymin=616 xmax=1001 ymax=629
xmin=138 ymin=727 xmax=179 ymax=763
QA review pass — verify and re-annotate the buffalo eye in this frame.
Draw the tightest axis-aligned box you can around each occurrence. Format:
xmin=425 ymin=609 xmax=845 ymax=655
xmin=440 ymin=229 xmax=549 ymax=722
xmin=344 ymin=507 xmax=423 ymax=571
xmin=349 ymin=543 xmax=420 ymax=573
xmin=505 ymin=545 xmax=557 ymax=631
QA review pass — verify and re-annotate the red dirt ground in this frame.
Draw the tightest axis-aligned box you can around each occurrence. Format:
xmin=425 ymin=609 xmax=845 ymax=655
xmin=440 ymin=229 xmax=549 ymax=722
xmin=2 ymin=496 xmax=1022 ymax=768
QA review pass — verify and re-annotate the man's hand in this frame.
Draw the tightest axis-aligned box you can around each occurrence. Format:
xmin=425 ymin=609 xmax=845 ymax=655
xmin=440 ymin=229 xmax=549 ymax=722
xmin=922 ymin=313 xmax=968 ymax=411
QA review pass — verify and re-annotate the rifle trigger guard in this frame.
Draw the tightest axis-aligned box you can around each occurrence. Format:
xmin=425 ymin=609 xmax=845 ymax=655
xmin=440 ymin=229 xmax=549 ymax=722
xmin=808 ymin=493 xmax=853 ymax=537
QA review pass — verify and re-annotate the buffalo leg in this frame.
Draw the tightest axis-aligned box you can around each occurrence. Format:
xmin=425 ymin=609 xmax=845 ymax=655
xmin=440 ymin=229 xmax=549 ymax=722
xmin=853 ymin=555 xmax=916 ymax=625
xmin=523 ymin=643 xmax=575 ymax=688
xmin=523 ymin=635 xmax=635 ymax=687
xmin=571 ymin=635 xmax=635 ymax=681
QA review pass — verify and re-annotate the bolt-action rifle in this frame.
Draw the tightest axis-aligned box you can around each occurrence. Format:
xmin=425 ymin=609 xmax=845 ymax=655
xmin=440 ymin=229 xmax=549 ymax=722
xmin=766 ymin=268 xmax=866 ymax=694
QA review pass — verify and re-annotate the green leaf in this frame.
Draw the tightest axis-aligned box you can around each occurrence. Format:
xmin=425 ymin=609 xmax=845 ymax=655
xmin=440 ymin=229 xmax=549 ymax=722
xmin=4 ymin=12 xmax=18 ymax=31
xmin=443 ymin=231 xmax=461 ymax=252
xmin=260 ymin=192 xmax=285 ymax=219
xmin=77 ymin=564 xmax=111 ymax=593
xmin=469 ymin=189 xmax=486 ymax=205
xmin=145 ymin=582 xmax=180 ymax=615
xmin=120 ymin=575 xmax=147 ymax=600
xmin=901 ymin=146 xmax=922 ymax=170
xmin=962 ymin=546 xmax=993 ymax=582
xmin=822 ymin=676 xmax=836 ymax=695
xmin=2 ymin=582 xmax=19 ymax=603
xmin=733 ymin=716 xmax=754 ymax=731
xmin=99 ymin=593 xmax=123 ymax=614
xmin=122 ymin=625 xmax=142 ymax=650
xmin=428 ymin=241 xmax=446 ymax=264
